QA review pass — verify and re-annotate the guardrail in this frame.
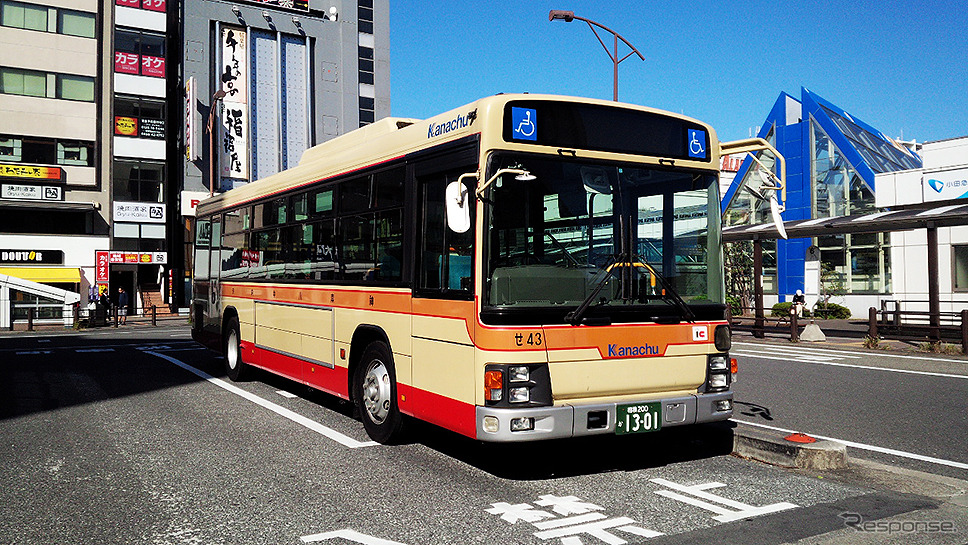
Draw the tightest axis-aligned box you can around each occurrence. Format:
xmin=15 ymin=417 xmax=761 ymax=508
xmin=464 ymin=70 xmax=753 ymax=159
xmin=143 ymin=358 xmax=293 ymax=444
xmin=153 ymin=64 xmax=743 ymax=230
xmin=868 ymin=307 xmax=968 ymax=352
xmin=9 ymin=304 xmax=164 ymax=331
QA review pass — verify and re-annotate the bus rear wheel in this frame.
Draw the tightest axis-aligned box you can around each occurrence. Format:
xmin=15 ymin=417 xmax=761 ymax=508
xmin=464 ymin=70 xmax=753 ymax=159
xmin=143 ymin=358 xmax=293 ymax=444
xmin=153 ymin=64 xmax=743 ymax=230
xmin=224 ymin=316 xmax=249 ymax=381
xmin=354 ymin=341 xmax=406 ymax=444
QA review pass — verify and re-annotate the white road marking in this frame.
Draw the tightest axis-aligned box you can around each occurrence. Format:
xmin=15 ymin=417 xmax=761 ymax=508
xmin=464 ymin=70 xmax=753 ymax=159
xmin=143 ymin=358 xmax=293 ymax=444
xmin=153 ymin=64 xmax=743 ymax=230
xmin=75 ymin=348 xmax=115 ymax=353
xmin=733 ymin=419 xmax=968 ymax=471
xmin=16 ymin=350 xmax=52 ymax=355
xmin=732 ymin=350 xmax=968 ymax=379
xmin=144 ymin=351 xmax=378 ymax=449
xmin=301 ymin=529 xmax=406 ymax=544
xmin=276 ymin=390 xmax=298 ymax=399
xmin=651 ymin=479 xmax=797 ymax=523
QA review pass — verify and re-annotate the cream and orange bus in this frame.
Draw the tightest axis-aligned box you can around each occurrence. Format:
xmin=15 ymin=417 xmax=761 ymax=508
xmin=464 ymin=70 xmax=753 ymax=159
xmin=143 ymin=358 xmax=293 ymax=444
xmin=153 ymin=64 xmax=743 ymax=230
xmin=191 ymin=94 xmax=744 ymax=444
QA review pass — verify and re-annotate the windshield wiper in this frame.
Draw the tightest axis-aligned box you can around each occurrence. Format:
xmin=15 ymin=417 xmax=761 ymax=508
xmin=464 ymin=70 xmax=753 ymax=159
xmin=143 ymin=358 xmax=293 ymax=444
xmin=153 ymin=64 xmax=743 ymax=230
xmin=564 ymin=255 xmax=618 ymax=326
xmin=634 ymin=254 xmax=695 ymax=323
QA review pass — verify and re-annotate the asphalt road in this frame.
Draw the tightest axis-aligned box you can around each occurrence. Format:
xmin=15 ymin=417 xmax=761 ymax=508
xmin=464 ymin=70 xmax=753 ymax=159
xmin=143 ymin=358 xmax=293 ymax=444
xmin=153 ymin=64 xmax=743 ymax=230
xmin=1 ymin=325 xmax=966 ymax=545
xmin=730 ymin=339 xmax=968 ymax=481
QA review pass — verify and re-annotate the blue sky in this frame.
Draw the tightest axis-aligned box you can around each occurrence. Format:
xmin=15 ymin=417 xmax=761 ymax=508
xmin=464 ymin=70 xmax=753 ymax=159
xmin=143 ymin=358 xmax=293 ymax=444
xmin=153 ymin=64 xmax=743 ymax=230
xmin=389 ymin=0 xmax=967 ymax=144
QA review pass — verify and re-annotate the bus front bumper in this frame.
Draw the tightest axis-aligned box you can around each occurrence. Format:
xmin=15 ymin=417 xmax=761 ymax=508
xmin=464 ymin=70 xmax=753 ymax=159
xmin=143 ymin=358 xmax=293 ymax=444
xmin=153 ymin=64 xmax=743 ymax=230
xmin=475 ymin=391 xmax=733 ymax=442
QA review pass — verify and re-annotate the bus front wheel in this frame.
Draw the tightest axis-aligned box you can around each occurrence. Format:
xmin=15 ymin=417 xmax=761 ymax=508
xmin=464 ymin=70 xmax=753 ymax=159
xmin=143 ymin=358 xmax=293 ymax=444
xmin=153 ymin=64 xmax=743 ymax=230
xmin=354 ymin=341 xmax=406 ymax=444
xmin=224 ymin=316 xmax=249 ymax=381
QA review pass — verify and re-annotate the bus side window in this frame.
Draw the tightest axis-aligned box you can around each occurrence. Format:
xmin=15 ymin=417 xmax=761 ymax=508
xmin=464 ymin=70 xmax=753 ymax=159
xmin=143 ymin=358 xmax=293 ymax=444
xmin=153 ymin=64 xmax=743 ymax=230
xmin=417 ymin=169 xmax=475 ymax=294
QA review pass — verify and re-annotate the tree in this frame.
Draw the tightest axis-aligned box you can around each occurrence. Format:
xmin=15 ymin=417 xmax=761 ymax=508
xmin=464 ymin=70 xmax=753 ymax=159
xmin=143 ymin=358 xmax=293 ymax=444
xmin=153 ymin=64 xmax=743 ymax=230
xmin=724 ymin=241 xmax=754 ymax=316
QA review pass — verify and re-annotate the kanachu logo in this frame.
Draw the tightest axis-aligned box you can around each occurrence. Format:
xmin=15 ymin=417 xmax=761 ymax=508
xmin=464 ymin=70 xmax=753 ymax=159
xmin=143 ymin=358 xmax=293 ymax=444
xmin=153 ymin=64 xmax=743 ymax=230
xmin=928 ymin=179 xmax=944 ymax=193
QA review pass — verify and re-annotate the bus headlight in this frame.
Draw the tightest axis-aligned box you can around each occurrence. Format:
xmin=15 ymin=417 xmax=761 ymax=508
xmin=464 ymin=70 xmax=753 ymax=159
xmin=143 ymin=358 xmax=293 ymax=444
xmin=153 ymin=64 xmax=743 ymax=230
xmin=508 ymin=366 xmax=530 ymax=382
xmin=509 ymin=387 xmax=530 ymax=403
xmin=708 ymin=356 xmax=728 ymax=371
xmin=708 ymin=374 xmax=728 ymax=389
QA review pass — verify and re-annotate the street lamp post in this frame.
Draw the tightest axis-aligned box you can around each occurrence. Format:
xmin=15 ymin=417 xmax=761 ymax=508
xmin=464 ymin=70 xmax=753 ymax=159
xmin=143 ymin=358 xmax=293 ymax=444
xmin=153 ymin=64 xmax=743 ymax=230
xmin=206 ymin=89 xmax=227 ymax=197
xmin=549 ymin=10 xmax=644 ymax=102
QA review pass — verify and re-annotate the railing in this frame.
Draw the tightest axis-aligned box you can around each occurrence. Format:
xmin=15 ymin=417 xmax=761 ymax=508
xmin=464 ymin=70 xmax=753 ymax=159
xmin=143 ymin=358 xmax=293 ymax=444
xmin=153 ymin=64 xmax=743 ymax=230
xmin=8 ymin=303 xmax=167 ymax=331
xmin=868 ymin=306 xmax=968 ymax=352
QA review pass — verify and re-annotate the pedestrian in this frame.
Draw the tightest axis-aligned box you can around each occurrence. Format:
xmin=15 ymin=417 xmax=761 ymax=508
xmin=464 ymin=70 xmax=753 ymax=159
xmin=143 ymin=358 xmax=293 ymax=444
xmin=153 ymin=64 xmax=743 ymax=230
xmin=118 ymin=286 xmax=129 ymax=325
xmin=792 ymin=289 xmax=805 ymax=318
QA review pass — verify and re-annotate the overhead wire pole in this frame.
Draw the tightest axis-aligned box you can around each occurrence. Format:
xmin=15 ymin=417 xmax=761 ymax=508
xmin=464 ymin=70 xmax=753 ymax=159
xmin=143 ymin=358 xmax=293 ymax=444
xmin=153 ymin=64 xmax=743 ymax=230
xmin=549 ymin=10 xmax=644 ymax=101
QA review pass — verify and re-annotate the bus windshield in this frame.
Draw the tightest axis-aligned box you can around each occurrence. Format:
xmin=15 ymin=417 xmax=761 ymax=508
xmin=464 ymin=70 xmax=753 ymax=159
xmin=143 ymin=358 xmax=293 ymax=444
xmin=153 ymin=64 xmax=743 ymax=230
xmin=482 ymin=153 xmax=724 ymax=325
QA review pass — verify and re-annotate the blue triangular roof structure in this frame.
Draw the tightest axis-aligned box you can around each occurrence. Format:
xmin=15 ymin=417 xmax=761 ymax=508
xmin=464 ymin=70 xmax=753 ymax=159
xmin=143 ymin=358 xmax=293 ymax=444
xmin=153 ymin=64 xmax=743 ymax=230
xmin=722 ymin=88 xmax=922 ymax=216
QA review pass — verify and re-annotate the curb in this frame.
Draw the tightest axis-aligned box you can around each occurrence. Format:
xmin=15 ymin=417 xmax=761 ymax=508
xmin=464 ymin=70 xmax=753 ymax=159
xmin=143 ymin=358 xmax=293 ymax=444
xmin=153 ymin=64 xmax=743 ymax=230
xmin=733 ymin=425 xmax=848 ymax=470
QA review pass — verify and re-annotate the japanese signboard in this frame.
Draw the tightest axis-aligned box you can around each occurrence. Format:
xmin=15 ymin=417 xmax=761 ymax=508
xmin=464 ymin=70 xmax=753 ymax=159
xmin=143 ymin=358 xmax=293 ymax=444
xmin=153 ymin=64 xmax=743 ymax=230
xmin=186 ymin=77 xmax=200 ymax=160
xmin=107 ymin=251 xmax=168 ymax=264
xmin=139 ymin=118 xmax=165 ymax=139
xmin=115 ymin=116 xmax=138 ymax=136
xmin=116 ymin=0 xmax=166 ymax=12
xmin=220 ymin=27 xmax=248 ymax=103
xmin=113 ymin=201 xmax=166 ymax=224
xmin=0 ymin=164 xmax=63 ymax=181
xmin=114 ymin=51 xmax=139 ymax=74
xmin=96 ymin=251 xmax=109 ymax=282
xmin=234 ymin=0 xmax=308 ymax=13
xmin=2 ymin=184 xmax=63 ymax=201
xmin=141 ymin=55 xmax=166 ymax=78
xmin=220 ymin=27 xmax=249 ymax=181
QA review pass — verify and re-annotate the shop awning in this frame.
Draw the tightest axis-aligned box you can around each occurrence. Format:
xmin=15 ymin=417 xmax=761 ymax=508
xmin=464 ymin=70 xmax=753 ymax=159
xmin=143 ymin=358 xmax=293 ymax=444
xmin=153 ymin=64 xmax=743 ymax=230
xmin=0 ymin=267 xmax=81 ymax=283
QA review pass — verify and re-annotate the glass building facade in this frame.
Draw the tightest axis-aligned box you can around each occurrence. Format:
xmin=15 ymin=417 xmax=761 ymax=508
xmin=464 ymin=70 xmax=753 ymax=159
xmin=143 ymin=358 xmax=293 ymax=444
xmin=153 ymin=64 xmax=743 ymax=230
xmin=721 ymin=88 xmax=922 ymax=299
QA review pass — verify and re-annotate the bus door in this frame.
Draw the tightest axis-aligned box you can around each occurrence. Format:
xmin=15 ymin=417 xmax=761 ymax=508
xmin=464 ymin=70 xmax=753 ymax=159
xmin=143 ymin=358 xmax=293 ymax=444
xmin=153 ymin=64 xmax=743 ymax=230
xmin=192 ymin=216 xmax=221 ymax=341
xmin=410 ymin=155 xmax=478 ymax=428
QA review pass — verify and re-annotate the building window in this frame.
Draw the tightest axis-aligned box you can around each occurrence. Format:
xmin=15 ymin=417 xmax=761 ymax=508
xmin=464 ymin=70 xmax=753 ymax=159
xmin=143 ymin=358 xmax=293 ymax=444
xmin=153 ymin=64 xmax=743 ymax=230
xmin=0 ymin=67 xmax=95 ymax=101
xmin=114 ymin=95 xmax=166 ymax=139
xmin=114 ymin=29 xmax=166 ymax=78
xmin=954 ymin=245 xmax=968 ymax=292
xmin=0 ymin=67 xmax=46 ymax=97
xmin=57 ymin=9 xmax=95 ymax=38
xmin=357 ymin=0 xmax=374 ymax=127
xmin=0 ymin=1 xmax=95 ymax=38
xmin=113 ymin=160 xmax=165 ymax=203
xmin=810 ymin=118 xmax=876 ymax=219
xmin=0 ymin=0 xmax=47 ymax=32
xmin=0 ymin=134 xmax=94 ymax=166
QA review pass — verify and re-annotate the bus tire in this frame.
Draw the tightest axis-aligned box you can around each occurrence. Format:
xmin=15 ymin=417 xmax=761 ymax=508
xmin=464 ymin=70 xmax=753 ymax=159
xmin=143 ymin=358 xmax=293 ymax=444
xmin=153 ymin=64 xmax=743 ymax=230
xmin=224 ymin=316 xmax=249 ymax=381
xmin=354 ymin=341 xmax=406 ymax=444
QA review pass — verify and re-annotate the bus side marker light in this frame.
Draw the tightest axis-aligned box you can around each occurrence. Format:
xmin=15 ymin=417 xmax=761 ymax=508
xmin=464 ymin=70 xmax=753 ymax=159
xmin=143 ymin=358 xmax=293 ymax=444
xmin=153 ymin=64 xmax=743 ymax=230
xmin=730 ymin=358 xmax=738 ymax=374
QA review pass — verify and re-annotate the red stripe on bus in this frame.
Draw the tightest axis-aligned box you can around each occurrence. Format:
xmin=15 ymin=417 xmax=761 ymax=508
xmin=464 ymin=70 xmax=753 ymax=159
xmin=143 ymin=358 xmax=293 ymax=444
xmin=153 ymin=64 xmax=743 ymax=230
xmin=398 ymin=383 xmax=477 ymax=439
xmin=243 ymin=343 xmax=350 ymax=400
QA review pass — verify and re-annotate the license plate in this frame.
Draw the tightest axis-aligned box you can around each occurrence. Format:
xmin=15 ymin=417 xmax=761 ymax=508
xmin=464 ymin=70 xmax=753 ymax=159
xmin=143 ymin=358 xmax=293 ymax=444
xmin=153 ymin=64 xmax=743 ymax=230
xmin=615 ymin=402 xmax=662 ymax=435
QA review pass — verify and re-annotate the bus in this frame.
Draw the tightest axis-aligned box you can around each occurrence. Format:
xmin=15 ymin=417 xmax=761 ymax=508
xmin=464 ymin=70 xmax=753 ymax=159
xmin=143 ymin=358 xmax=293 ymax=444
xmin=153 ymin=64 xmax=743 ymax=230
xmin=192 ymin=94 xmax=745 ymax=444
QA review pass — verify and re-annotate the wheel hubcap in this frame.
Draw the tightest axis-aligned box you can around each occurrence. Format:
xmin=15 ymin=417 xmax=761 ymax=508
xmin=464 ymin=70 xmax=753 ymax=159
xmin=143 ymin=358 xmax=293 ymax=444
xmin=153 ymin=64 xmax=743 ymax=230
xmin=361 ymin=360 xmax=391 ymax=424
xmin=227 ymin=330 xmax=239 ymax=370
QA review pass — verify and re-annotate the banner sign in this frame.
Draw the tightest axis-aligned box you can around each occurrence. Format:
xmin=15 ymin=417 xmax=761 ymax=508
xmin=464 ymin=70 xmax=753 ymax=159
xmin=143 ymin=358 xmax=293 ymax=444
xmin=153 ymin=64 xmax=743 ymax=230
xmin=115 ymin=116 xmax=138 ymax=136
xmin=220 ymin=27 xmax=249 ymax=181
xmin=2 ymin=184 xmax=63 ymax=201
xmin=139 ymin=118 xmax=165 ymax=139
xmin=96 ymin=251 xmax=109 ymax=282
xmin=923 ymin=167 xmax=968 ymax=203
xmin=107 ymin=251 xmax=167 ymax=264
xmin=0 ymin=164 xmax=63 ymax=181
xmin=113 ymin=201 xmax=166 ymax=223
xmin=185 ymin=76 xmax=200 ymax=160
xmin=234 ymin=0 xmax=309 ymax=13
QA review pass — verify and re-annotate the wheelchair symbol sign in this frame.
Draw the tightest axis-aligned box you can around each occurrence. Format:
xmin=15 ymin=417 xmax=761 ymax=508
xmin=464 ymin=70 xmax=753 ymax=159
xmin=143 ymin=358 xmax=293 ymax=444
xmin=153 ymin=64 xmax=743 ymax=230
xmin=688 ymin=129 xmax=707 ymax=159
xmin=511 ymin=107 xmax=537 ymax=141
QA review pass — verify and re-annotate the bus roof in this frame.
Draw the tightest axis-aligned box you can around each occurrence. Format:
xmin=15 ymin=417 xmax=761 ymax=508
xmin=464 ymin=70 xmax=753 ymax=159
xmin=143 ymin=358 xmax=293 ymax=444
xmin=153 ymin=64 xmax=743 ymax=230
xmin=196 ymin=94 xmax=719 ymax=216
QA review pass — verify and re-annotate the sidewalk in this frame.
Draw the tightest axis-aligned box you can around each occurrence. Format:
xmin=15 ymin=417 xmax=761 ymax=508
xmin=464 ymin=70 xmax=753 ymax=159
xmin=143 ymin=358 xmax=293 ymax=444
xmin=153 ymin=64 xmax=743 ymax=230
xmin=0 ymin=312 xmax=188 ymax=335
xmin=731 ymin=317 xmax=967 ymax=358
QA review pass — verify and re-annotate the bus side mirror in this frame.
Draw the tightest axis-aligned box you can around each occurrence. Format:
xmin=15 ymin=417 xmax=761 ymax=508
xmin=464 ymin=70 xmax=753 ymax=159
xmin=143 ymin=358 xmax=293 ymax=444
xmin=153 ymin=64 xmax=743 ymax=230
xmin=445 ymin=180 xmax=471 ymax=233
